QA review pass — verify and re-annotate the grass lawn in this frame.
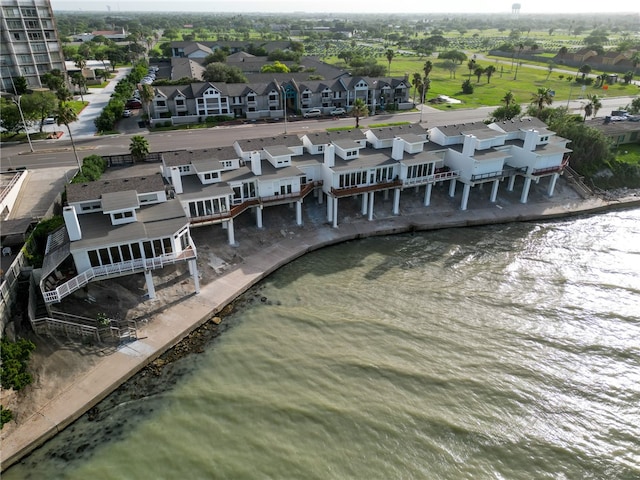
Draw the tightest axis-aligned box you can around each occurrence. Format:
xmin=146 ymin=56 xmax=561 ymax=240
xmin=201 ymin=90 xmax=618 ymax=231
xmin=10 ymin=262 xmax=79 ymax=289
xmin=323 ymin=55 xmax=639 ymax=111
xmin=614 ymin=143 xmax=640 ymax=165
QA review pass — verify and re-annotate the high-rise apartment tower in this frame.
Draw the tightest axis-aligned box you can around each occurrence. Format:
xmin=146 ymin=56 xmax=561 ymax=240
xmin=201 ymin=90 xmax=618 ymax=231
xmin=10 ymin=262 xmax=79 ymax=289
xmin=0 ymin=0 xmax=66 ymax=91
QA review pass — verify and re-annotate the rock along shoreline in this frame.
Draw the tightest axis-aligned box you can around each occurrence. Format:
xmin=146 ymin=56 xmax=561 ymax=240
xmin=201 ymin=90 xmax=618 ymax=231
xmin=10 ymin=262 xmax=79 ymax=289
xmin=2 ymin=188 xmax=640 ymax=472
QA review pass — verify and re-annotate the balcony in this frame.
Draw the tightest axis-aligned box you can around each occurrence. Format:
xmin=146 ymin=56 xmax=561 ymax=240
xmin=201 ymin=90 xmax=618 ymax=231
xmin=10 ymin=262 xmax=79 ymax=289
xmin=331 ymin=179 xmax=402 ymax=198
xmin=42 ymin=246 xmax=197 ymax=304
xmin=403 ymin=169 xmax=460 ymax=187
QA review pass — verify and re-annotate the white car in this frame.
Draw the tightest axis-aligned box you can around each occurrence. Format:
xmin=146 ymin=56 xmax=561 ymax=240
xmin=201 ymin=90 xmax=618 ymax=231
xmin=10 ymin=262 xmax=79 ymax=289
xmin=330 ymin=107 xmax=346 ymax=116
xmin=44 ymin=117 xmax=56 ymax=124
xmin=303 ymin=108 xmax=322 ymax=118
xmin=123 ymin=109 xmax=132 ymax=118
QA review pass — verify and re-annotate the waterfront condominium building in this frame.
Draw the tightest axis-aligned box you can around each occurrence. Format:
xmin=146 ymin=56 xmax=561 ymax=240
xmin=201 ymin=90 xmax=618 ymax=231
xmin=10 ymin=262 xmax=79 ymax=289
xmin=0 ymin=0 xmax=66 ymax=91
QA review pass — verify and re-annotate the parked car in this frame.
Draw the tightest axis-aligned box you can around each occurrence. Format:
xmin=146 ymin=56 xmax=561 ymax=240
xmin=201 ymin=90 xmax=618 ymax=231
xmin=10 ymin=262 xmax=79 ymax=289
xmin=303 ymin=108 xmax=322 ymax=118
xmin=123 ymin=109 xmax=132 ymax=118
xmin=330 ymin=107 xmax=346 ymax=116
xmin=126 ymin=99 xmax=142 ymax=109
xmin=43 ymin=117 xmax=56 ymax=124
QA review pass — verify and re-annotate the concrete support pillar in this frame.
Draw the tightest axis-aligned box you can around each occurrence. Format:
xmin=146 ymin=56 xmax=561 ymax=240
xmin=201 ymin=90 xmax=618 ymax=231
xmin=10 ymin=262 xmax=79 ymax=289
xmin=190 ymin=259 xmax=200 ymax=294
xmin=383 ymin=189 xmax=389 ymax=201
xmin=318 ymin=189 xmax=323 ymax=205
xmin=392 ymin=188 xmax=400 ymax=215
xmin=507 ymin=175 xmax=516 ymax=192
xmin=361 ymin=192 xmax=368 ymax=215
xmin=332 ymin=197 xmax=339 ymax=228
xmin=461 ymin=183 xmax=471 ymax=211
xmin=367 ymin=191 xmax=375 ymax=221
xmin=144 ymin=270 xmax=155 ymax=300
xmin=255 ymin=206 xmax=263 ymax=229
xmin=547 ymin=173 xmax=559 ymax=197
xmin=424 ymin=183 xmax=433 ymax=206
xmin=296 ymin=201 xmax=302 ymax=226
xmin=226 ymin=218 xmax=235 ymax=246
xmin=327 ymin=196 xmax=333 ymax=222
xmin=490 ymin=179 xmax=500 ymax=203
xmin=520 ymin=177 xmax=532 ymax=204
xmin=449 ymin=178 xmax=457 ymax=197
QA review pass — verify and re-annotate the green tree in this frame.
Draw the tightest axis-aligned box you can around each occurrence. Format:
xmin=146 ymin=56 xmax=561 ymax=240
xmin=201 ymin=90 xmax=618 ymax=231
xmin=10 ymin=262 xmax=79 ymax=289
xmin=71 ymin=72 xmax=86 ymax=102
xmin=385 ymin=49 xmax=395 ymax=76
xmin=474 ymin=66 xmax=485 ymax=83
xmin=261 ymin=61 xmax=290 ymax=73
xmin=583 ymin=94 xmax=603 ymax=120
xmin=467 ymin=59 xmax=476 ymax=79
xmin=579 ymin=64 xmax=592 ymax=80
xmin=12 ymin=76 xmax=28 ymax=95
xmin=56 ymin=102 xmax=81 ymax=172
xmin=351 ymin=98 xmax=368 ymax=128
xmin=422 ymin=60 xmax=433 ymax=79
xmin=544 ymin=61 xmax=555 ymax=81
xmin=139 ymin=83 xmax=154 ymax=120
xmin=0 ymin=97 xmax=23 ymax=133
xmin=484 ymin=65 xmax=496 ymax=83
xmin=489 ymin=104 xmax=521 ymax=121
xmin=129 ymin=135 xmax=150 ymax=162
xmin=202 ymin=63 xmax=247 ymax=83
xmin=502 ymin=91 xmax=515 ymax=108
xmin=1 ymin=337 xmax=36 ymax=391
xmin=40 ymin=69 xmax=66 ymax=92
xmin=411 ymin=73 xmax=422 ymax=104
xmin=530 ymin=87 xmax=554 ymax=115
xmin=20 ymin=90 xmax=58 ymax=132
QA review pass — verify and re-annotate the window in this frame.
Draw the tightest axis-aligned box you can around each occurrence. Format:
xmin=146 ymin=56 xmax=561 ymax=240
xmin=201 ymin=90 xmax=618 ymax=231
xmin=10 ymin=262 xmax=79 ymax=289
xmin=156 ymin=100 xmax=166 ymax=107
xmin=269 ymin=94 xmax=277 ymax=101
xmin=176 ymin=99 xmax=185 ymax=106
xmin=28 ymin=32 xmax=43 ymax=41
xmin=13 ymin=33 xmax=22 ymax=41
xmin=113 ymin=211 xmax=134 ymax=219
xmin=247 ymin=94 xmax=256 ymax=102
xmin=138 ymin=193 xmax=158 ymax=203
xmin=26 ymin=20 xmax=39 ymax=28
xmin=6 ymin=20 xmax=22 ymax=28
xmin=21 ymin=8 xmax=37 ymax=16
xmin=221 ymin=160 xmax=233 ymax=168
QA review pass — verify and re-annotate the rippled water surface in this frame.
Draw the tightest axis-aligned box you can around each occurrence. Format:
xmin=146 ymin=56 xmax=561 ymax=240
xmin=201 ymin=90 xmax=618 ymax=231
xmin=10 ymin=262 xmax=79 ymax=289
xmin=6 ymin=209 xmax=640 ymax=479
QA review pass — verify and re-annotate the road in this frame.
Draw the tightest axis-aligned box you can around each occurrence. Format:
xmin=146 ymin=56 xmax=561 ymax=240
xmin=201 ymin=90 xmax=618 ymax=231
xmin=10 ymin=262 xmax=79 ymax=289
xmin=1 ymin=96 xmax=636 ymax=172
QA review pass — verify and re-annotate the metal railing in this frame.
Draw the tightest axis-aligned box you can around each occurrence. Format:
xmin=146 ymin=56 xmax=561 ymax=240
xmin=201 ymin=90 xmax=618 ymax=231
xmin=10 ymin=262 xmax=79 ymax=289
xmin=330 ymin=179 xmax=403 ymax=198
xmin=403 ymin=169 xmax=460 ymax=187
xmin=43 ymin=246 xmax=197 ymax=304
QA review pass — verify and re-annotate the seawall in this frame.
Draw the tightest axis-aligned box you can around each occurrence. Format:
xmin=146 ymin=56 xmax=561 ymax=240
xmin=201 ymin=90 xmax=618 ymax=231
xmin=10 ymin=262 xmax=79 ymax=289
xmin=2 ymin=193 xmax=640 ymax=471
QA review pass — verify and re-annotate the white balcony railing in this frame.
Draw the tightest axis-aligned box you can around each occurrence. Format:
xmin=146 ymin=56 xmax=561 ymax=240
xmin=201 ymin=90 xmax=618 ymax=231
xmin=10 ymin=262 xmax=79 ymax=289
xmin=43 ymin=246 xmax=197 ymax=304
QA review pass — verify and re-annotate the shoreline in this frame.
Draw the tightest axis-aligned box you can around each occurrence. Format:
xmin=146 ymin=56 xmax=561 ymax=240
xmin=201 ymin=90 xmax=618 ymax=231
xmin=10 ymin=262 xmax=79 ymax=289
xmin=2 ymin=186 xmax=640 ymax=472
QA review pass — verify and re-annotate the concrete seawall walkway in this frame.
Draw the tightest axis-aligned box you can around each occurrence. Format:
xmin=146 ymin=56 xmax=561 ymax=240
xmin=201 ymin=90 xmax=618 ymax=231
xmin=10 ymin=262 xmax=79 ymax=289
xmin=2 ymin=181 xmax=640 ymax=471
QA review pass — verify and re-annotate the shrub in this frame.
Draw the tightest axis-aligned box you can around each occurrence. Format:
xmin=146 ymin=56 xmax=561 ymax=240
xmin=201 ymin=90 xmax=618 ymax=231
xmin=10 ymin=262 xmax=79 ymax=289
xmin=0 ymin=337 xmax=36 ymax=391
xmin=461 ymin=79 xmax=474 ymax=94
xmin=1 ymin=405 xmax=13 ymax=429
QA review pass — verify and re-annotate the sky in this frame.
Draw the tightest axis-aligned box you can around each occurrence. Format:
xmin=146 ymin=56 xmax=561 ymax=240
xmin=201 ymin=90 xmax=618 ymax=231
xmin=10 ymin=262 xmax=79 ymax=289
xmin=50 ymin=0 xmax=640 ymax=15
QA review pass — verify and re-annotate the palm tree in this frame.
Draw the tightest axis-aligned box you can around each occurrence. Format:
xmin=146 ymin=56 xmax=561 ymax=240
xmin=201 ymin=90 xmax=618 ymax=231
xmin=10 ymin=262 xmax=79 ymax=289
xmin=502 ymin=91 xmax=515 ymax=108
xmin=385 ymin=49 xmax=395 ymax=76
xmin=485 ymin=65 xmax=496 ymax=83
xmin=546 ymin=61 xmax=556 ymax=80
xmin=139 ymin=84 xmax=154 ymax=122
xmin=423 ymin=60 xmax=433 ymax=80
xmin=630 ymin=51 xmax=640 ymax=76
xmin=56 ymin=102 xmax=81 ymax=173
xmin=467 ymin=59 xmax=476 ymax=79
xmin=411 ymin=73 xmax=423 ymax=104
xmin=583 ymin=94 xmax=603 ymax=120
xmin=422 ymin=76 xmax=431 ymax=103
xmin=530 ymin=87 xmax=554 ymax=114
xmin=474 ymin=66 xmax=485 ymax=83
xmin=351 ymin=98 xmax=368 ymax=128
xmin=129 ymin=135 xmax=150 ymax=162
xmin=579 ymin=64 xmax=592 ymax=80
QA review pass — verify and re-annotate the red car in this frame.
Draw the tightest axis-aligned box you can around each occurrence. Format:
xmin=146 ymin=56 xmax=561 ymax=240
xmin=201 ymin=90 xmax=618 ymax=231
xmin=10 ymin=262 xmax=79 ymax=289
xmin=126 ymin=99 xmax=142 ymax=109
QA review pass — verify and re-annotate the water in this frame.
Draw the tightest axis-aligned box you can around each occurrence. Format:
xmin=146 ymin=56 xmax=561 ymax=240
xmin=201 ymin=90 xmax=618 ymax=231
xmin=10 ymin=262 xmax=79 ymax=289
xmin=5 ymin=209 xmax=640 ymax=479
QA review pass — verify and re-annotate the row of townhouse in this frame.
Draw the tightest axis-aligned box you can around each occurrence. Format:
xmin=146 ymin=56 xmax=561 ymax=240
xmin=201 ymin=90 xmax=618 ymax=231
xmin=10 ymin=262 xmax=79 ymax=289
xmin=40 ymin=119 xmax=570 ymax=313
xmin=149 ymin=76 xmax=412 ymax=124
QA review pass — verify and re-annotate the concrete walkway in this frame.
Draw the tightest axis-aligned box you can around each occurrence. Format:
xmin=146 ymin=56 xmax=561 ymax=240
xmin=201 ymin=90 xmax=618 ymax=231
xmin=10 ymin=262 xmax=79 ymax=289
xmin=2 ymin=182 xmax=639 ymax=470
